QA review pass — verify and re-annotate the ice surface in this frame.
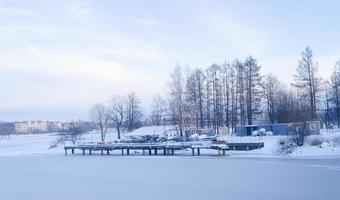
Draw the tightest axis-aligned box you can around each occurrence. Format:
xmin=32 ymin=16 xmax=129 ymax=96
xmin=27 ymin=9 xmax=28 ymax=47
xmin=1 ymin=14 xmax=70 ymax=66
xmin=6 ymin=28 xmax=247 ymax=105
xmin=0 ymin=156 xmax=339 ymax=200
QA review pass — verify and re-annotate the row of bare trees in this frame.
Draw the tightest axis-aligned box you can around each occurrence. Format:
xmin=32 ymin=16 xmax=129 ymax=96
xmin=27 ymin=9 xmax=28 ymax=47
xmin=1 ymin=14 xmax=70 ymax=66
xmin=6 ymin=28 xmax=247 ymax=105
xmin=161 ymin=56 xmax=263 ymax=136
xmin=89 ymin=92 xmax=142 ymax=141
xmin=151 ymin=46 xmax=340 ymax=135
xmin=90 ymin=46 xmax=340 ymax=138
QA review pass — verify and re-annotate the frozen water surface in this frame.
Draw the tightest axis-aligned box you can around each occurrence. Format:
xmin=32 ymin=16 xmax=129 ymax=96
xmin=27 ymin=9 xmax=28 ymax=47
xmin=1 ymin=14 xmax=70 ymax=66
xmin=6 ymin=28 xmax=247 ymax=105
xmin=0 ymin=156 xmax=339 ymax=200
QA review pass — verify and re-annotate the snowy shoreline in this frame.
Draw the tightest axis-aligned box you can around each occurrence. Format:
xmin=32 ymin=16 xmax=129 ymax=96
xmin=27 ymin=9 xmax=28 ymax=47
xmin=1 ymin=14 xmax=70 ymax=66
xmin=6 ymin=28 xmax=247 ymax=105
xmin=1 ymin=130 xmax=340 ymax=159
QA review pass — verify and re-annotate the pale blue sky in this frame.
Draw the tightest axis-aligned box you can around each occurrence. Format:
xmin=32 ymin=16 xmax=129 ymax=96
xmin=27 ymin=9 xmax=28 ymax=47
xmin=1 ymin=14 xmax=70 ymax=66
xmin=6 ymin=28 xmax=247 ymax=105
xmin=0 ymin=0 xmax=340 ymax=121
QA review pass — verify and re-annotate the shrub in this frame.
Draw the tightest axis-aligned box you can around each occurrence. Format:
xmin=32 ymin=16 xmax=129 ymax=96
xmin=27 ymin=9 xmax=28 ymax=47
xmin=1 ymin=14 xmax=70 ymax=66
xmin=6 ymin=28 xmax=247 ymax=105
xmin=330 ymin=135 xmax=340 ymax=146
xmin=307 ymin=135 xmax=324 ymax=146
xmin=277 ymin=136 xmax=300 ymax=154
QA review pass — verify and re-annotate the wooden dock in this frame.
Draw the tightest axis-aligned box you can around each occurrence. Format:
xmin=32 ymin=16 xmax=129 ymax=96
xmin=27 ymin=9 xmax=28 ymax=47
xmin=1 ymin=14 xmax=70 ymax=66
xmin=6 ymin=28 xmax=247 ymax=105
xmin=64 ymin=142 xmax=264 ymax=156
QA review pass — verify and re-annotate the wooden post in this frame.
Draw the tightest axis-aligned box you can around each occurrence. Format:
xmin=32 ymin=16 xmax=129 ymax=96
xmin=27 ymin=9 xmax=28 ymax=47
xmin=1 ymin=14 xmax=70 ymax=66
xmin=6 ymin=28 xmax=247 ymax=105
xmin=149 ymin=148 xmax=152 ymax=155
xmin=197 ymin=148 xmax=200 ymax=156
xmin=89 ymin=149 xmax=92 ymax=155
xmin=122 ymin=149 xmax=124 ymax=155
xmin=154 ymin=148 xmax=157 ymax=155
xmin=71 ymin=148 xmax=74 ymax=154
xmin=192 ymin=148 xmax=195 ymax=156
xmin=127 ymin=149 xmax=130 ymax=155
xmin=163 ymin=148 xmax=166 ymax=155
xmin=82 ymin=149 xmax=85 ymax=155
xmin=107 ymin=149 xmax=110 ymax=155
xmin=65 ymin=149 xmax=67 ymax=156
xmin=171 ymin=149 xmax=174 ymax=155
xmin=223 ymin=149 xmax=226 ymax=156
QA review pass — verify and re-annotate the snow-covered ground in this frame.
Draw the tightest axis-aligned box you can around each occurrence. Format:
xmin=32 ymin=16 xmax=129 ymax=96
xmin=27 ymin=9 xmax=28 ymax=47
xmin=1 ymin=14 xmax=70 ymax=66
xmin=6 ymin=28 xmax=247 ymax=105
xmin=0 ymin=129 xmax=340 ymax=158
xmin=218 ymin=129 xmax=340 ymax=158
xmin=0 ymin=131 xmax=118 ymax=157
xmin=0 ymin=133 xmax=63 ymax=156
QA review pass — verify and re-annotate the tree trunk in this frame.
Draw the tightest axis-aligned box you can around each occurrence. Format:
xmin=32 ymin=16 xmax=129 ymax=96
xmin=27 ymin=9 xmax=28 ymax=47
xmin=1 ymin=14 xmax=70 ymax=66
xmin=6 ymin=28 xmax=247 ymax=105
xmin=117 ymin=126 xmax=121 ymax=140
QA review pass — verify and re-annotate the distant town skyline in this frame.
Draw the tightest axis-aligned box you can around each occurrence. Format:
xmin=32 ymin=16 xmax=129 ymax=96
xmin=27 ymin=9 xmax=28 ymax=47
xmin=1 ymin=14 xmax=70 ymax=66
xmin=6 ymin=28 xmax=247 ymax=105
xmin=1 ymin=0 xmax=340 ymax=121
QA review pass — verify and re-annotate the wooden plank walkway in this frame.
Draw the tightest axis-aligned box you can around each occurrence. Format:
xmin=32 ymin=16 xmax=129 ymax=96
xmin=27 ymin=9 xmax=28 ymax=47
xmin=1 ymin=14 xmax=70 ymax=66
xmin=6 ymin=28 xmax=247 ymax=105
xmin=64 ymin=142 xmax=264 ymax=156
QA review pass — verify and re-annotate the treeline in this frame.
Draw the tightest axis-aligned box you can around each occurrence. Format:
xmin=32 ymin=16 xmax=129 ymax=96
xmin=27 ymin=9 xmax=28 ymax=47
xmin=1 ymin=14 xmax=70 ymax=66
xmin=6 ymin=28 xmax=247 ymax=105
xmin=90 ymin=92 xmax=143 ymax=141
xmin=91 ymin=46 xmax=340 ymax=138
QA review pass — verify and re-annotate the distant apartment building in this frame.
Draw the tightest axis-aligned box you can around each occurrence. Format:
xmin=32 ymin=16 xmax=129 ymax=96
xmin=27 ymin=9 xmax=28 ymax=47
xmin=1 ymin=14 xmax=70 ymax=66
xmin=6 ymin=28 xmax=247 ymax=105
xmin=15 ymin=121 xmax=48 ymax=134
xmin=15 ymin=121 xmax=64 ymax=134
xmin=13 ymin=120 xmax=93 ymax=134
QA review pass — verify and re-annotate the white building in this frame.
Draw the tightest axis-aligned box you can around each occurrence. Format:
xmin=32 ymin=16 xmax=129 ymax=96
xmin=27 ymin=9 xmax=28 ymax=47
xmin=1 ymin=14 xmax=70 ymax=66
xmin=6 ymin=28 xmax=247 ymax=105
xmin=15 ymin=121 xmax=58 ymax=134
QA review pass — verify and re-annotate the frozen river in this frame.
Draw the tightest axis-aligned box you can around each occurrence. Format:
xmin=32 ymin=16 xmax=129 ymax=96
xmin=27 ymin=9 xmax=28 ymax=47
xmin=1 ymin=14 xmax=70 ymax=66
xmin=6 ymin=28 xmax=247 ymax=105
xmin=0 ymin=156 xmax=339 ymax=200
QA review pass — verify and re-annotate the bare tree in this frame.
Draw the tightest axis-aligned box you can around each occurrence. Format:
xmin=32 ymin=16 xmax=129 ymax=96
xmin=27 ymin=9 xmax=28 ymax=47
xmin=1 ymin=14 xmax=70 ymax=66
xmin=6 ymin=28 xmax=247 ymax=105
xmin=235 ymin=59 xmax=246 ymax=125
xmin=89 ymin=103 xmax=110 ymax=141
xmin=244 ymin=56 xmax=262 ymax=125
xmin=150 ymin=95 xmax=166 ymax=126
xmin=207 ymin=64 xmax=223 ymax=133
xmin=263 ymin=74 xmax=281 ymax=123
xmin=222 ymin=62 xmax=231 ymax=129
xmin=293 ymin=46 xmax=322 ymax=119
xmin=125 ymin=92 xmax=143 ymax=131
xmin=194 ymin=69 xmax=206 ymax=129
xmin=229 ymin=61 xmax=238 ymax=132
xmin=186 ymin=70 xmax=200 ymax=129
xmin=330 ymin=60 xmax=340 ymax=127
xmin=168 ymin=65 xmax=185 ymax=136
xmin=109 ymin=96 xmax=126 ymax=139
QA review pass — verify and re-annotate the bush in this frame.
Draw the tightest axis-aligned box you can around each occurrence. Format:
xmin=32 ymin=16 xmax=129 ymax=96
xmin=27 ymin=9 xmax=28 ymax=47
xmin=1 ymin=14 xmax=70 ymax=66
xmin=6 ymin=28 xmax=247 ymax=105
xmin=252 ymin=128 xmax=273 ymax=136
xmin=327 ymin=135 xmax=340 ymax=146
xmin=277 ymin=136 xmax=300 ymax=154
xmin=307 ymin=135 xmax=324 ymax=146
xmin=333 ymin=136 xmax=340 ymax=146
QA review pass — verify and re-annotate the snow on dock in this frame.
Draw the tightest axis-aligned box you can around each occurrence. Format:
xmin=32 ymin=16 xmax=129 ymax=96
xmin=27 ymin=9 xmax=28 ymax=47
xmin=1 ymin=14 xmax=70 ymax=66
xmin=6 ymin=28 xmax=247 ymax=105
xmin=64 ymin=142 xmax=264 ymax=156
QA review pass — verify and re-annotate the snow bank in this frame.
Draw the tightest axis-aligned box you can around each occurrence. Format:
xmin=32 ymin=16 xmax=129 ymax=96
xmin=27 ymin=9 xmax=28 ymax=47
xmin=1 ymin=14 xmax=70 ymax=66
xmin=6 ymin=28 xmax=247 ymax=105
xmin=0 ymin=132 xmax=120 ymax=157
xmin=289 ymin=129 xmax=340 ymax=157
xmin=1 ymin=128 xmax=340 ymax=158
xmin=123 ymin=126 xmax=176 ymax=137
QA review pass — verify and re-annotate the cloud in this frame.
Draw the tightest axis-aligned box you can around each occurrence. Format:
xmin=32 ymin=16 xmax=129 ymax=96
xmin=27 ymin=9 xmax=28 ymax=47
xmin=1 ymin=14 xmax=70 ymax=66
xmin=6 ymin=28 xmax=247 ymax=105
xmin=0 ymin=7 xmax=36 ymax=16
xmin=136 ymin=17 xmax=166 ymax=29
xmin=0 ymin=46 xmax=168 ymax=112
xmin=90 ymin=34 xmax=169 ymax=62
xmin=205 ymin=12 xmax=270 ymax=57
